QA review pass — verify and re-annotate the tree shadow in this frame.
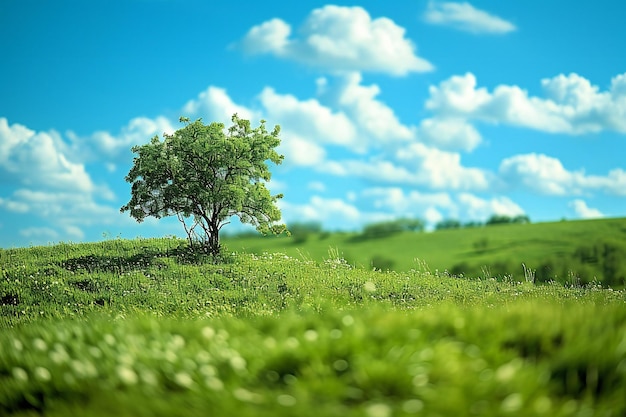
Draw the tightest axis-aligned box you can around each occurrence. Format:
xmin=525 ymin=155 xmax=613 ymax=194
xmin=60 ymin=251 xmax=159 ymax=274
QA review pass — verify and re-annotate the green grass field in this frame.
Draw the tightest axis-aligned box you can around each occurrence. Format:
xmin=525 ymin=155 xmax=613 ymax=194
xmin=224 ymin=217 xmax=626 ymax=288
xmin=1 ymin=222 xmax=625 ymax=416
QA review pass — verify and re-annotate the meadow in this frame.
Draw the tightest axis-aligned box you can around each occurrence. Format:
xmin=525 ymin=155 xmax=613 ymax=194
xmin=224 ymin=217 xmax=626 ymax=288
xmin=1 ymin=225 xmax=625 ymax=416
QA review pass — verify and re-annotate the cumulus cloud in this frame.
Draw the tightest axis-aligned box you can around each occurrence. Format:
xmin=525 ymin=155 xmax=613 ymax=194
xmin=321 ymin=148 xmax=489 ymax=191
xmin=417 ymin=117 xmax=482 ymax=151
xmin=238 ymin=5 xmax=433 ymax=75
xmin=68 ymin=116 xmax=176 ymax=165
xmin=499 ymin=153 xmax=626 ymax=196
xmin=259 ymin=87 xmax=357 ymax=147
xmin=280 ymin=196 xmax=362 ymax=228
xmin=0 ymin=118 xmax=103 ymax=193
xmin=278 ymin=134 xmax=327 ymax=166
xmin=0 ymin=118 xmax=123 ymax=243
xmin=319 ymin=72 xmax=415 ymax=144
xmin=395 ymin=143 xmax=490 ymax=190
xmin=362 ymin=187 xmax=453 ymax=212
xmin=569 ymin=199 xmax=604 ymax=219
xmin=183 ymin=86 xmax=259 ymax=123
xmin=426 ymin=72 xmax=626 ymax=134
xmin=423 ymin=1 xmax=516 ymax=34
xmin=457 ymin=193 xmax=525 ymax=220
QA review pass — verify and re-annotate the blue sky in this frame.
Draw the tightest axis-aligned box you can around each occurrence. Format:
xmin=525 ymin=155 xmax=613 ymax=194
xmin=1 ymin=0 xmax=625 ymax=247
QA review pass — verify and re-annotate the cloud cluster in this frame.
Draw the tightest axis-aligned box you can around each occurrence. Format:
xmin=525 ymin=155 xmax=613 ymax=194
xmin=238 ymin=5 xmax=434 ymax=75
xmin=569 ymin=199 xmax=604 ymax=219
xmin=499 ymin=153 xmax=626 ymax=196
xmin=423 ymin=1 xmax=517 ymax=34
xmin=0 ymin=118 xmax=120 ymax=241
xmin=427 ymin=72 xmax=626 ymax=134
xmin=0 ymin=118 xmax=96 ymax=193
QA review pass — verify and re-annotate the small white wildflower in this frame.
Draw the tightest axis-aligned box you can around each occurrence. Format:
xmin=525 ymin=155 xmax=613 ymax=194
xmin=170 ymin=334 xmax=185 ymax=350
xmin=501 ymin=393 xmax=523 ymax=412
xmin=342 ymin=315 xmax=354 ymax=326
xmin=174 ymin=371 xmax=194 ymax=389
xmin=402 ymin=399 xmax=424 ymax=414
xmin=117 ymin=365 xmax=138 ymax=385
xmin=12 ymin=367 xmax=28 ymax=382
xmin=230 ymin=356 xmax=247 ymax=372
xmin=205 ymin=376 xmax=224 ymax=390
xmin=12 ymin=339 xmax=23 ymax=352
xmin=104 ymin=334 xmax=115 ymax=346
xmin=233 ymin=388 xmax=263 ymax=403
xmin=496 ymin=359 xmax=521 ymax=382
xmin=202 ymin=326 xmax=216 ymax=340
xmin=285 ymin=337 xmax=299 ymax=349
xmin=33 ymin=338 xmax=47 ymax=351
xmin=34 ymin=367 xmax=51 ymax=382
xmin=304 ymin=329 xmax=318 ymax=342
xmin=277 ymin=394 xmax=297 ymax=407
xmin=366 ymin=403 xmax=391 ymax=417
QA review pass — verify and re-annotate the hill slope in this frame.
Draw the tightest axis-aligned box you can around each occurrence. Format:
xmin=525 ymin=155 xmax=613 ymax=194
xmin=223 ymin=217 xmax=626 ymax=287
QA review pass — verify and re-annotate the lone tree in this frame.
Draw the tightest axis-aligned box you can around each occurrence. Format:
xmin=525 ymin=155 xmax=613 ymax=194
xmin=121 ymin=114 xmax=287 ymax=256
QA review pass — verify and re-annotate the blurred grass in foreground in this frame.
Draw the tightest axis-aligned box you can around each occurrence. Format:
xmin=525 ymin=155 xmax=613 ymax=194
xmin=0 ymin=238 xmax=625 ymax=416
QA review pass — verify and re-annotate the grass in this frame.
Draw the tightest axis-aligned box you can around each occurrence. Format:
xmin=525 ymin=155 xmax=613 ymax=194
xmin=1 ymin=235 xmax=625 ymax=416
xmin=224 ymin=217 xmax=626 ymax=287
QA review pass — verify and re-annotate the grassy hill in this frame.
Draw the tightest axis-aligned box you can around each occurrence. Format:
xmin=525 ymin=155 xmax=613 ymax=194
xmin=1 ymin=235 xmax=625 ymax=416
xmin=223 ymin=217 xmax=626 ymax=287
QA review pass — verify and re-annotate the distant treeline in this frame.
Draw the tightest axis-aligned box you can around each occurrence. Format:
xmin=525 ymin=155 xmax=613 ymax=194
xmin=278 ymin=215 xmax=531 ymax=243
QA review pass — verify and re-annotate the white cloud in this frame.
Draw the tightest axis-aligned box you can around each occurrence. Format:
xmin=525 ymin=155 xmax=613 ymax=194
xmin=0 ymin=118 xmax=102 ymax=193
xmin=426 ymin=72 xmax=626 ymax=134
xmin=278 ymin=134 xmax=326 ymax=166
xmin=238 ymin=5 xmax=434 ymax=75
xmin=417 ymin=117 xmax=482 ymax=151
xmin=362 ymin=187 xmax=453 ymax=212
xmin=20 ymin=227 xmax=60 ymax=239
xmin=499 ymin=153 xmax=626 ymax=196
xmin=569 ymin=199 xmax=604 ymax=219
xmin=85 ymin=116 xmax=176 ymax=161
xmin=457 ymin=193 xmax=525 ymax=220
xmin=280 ymin=196 xmax=362 ymax=227
xmin=424 ymin=1 xmax=516 ymax=34
xmin=259 ymin=87 xmax=356 ymax=147
xmin=322 ymin=149 xmax=489 ymax=191
xmin=395 ymin=143 xmax=490 ymax=190
xmin=238 ymin=18 xmax=291 ymax=54
xmin=325 ymin=72 xmax=415 ymax=143
xmin=424 ymin=207 xmax=445 ymax=226
xmin=183 ymin=86 xmax=259 ymax=123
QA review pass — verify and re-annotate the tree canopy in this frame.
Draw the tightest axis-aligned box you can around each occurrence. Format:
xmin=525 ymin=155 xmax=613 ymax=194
xmin=121 ymin=114 xmax=286 ymax=256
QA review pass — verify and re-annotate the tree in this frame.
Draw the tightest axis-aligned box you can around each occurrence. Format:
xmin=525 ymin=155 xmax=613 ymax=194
xmin=361 ymin=218 xmax=424 ymax=238
xmin=120 ymin=114 xmax=287 ymax=256
xmin=435 ymin=219 xmax=461 ymax=230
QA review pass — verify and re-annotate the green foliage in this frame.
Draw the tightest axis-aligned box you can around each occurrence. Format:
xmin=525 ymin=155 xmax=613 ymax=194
xmin=360 ymin=218 xmax=424 ymax=239
xmin=435 ymin=219 xmax=461 ymax=230
xmin=120 ymin=114 xmax=286 ymax=256
xmin=486 ymin=214 xmax=530 ymax=226
xmin=288 ymin=222 xmax=323 ymax=244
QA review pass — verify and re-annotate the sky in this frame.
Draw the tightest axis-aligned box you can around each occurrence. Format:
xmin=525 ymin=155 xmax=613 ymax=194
xmin=1 ymin=0 xmax=625 ymax=247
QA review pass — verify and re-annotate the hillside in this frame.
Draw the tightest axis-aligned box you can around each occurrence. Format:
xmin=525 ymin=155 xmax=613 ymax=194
xmin=1 ymin=238 xmax=625 ymax=416
xmin=223 ymin=217 xmax=626 ymax=287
